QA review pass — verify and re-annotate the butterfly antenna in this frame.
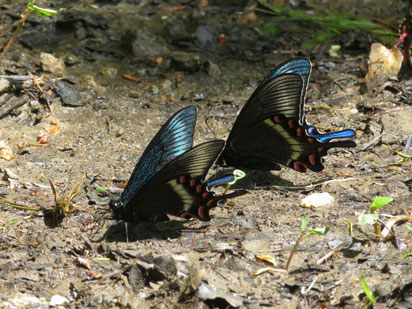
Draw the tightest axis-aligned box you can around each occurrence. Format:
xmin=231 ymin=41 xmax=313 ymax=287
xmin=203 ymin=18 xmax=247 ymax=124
xmin=205 ymin=116 xmax=217 ymax=139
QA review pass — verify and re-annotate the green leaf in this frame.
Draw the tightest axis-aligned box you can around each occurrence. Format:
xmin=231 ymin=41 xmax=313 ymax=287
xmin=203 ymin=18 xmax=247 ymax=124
xmin=406 ymin=225 xmax=412 ymax=232
xmin=301 ymin=214 xmax=307 ymax=233
xmin=370 ymin=197 xmax=393 ymax=211
xmin=359 ymin=213 xmax=379 ymax=225
xmin=360 ymin=276 xmax=378 ymax=304
xmin=311 ymin=226 xmax=330 ymax=235
xmin=27 ymin=3 xmax=64 ymax=18
xmin=402 ymin=252 xmax=412 ymax=258
xmin=261 ymin=23 xmax=279 ymax=36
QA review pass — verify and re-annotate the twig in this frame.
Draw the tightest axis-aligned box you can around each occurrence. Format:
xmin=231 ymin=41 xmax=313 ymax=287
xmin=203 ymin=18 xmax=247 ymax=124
xmin=361 ymin=133 xmax=384 ymax=151
xmin=0 ymin=95 xmax=29 ymax=119
xmin=403 ymin=137 xmax=412 ymax=154
xmin=0 ymin=75 xmax=34 ymax=80
xmin=0 ymin=10 xmax=34 ymax=61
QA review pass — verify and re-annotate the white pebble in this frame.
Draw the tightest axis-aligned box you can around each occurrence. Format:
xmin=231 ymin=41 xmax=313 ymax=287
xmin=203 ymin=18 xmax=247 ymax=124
xmin=301 ymin=192 xmax=334 ymax=208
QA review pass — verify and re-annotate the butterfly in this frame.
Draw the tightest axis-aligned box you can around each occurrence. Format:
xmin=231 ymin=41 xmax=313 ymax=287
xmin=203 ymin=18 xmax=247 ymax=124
xmin=111 ymin=106 xmax=242 ymax=223
xmin=219 ymin=58 xmax=356 ymax=172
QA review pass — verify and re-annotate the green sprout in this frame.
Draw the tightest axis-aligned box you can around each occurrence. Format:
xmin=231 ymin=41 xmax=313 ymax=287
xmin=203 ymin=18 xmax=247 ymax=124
xmin=0 ymin=0 xmax=64 ymax=61
xmin=284 ymin=214 xmax=330 ymax=270
xmin=360 ymin=276 xmax=378 ymax=307
xmin=359 ymin=197 xmax=393 ymax=237
xmin=26 ymin=1 xmax=64 ymax=18
xmin=402 ymin=252 xmax=412 ymax=258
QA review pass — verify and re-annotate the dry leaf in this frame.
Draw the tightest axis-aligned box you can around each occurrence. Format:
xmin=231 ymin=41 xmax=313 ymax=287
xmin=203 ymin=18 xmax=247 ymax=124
xmin=0 ymin=141 xmax=14 ymax=160
xmin=381 ymin=215 xmax=412 ymax=240
xmin=365 ymin=43 xmax=403 ymax=84
xmin=37 ymin=134 xmax=48 ymax=144
xmin=45 ymin=122 xmax=61 ymax=134
xmin=255 ymin=254 xmax=277 ymax=266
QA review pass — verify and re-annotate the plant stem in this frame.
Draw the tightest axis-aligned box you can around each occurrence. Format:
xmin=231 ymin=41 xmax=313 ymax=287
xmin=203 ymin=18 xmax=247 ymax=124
xmin=0 ymin=9 xmax=34 ymax=62
xmin=285 ymin=231 xmax=305 ymax=271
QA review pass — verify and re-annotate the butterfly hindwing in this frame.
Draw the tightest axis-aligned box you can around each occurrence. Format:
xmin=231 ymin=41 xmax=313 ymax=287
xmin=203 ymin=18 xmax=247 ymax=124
xmin=119 ymin=140 xmax=226 ymax=222
xmin=119 ymin=106 xmax=196 ymax=206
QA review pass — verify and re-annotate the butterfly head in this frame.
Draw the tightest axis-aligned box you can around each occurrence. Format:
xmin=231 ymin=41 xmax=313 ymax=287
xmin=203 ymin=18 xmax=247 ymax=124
xmin=109 ymin=196 xmax=125 ymax=220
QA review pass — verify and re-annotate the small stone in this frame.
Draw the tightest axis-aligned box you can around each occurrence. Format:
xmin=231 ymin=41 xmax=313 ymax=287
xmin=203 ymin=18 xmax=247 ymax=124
xmin=161 ymin=79 xmax=172 ymax=90
xmin=206 ymin=59 xmax=221 ymax=75
xmin=50 ymin=295 xmax=69 ymax=306
xmin=150 ymin=85 xmax=159 ymax=94
xmin=55 ymin=80 xmax=82 ymax=107
xmin=100 ymin=67 xmax=118 ymax=78
xmin=0 ymin=78 xmax=10 ymax=93
xmin=0 ymin=141 xmax=14 ymax=161
xmin=301 ymin=192 xmax=334 ymax=208
xmin=63 ymin=53 xmax=80 ymax=66
xmin=40 ymin=52 xmax=66 ymax=77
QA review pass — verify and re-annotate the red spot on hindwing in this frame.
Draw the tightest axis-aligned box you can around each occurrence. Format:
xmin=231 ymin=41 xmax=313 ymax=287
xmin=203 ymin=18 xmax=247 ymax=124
xmin=288 ymin=119 xmax=294 ymax=128
xmin=293 ymin=161 xmax=308 ymax=172
xmin=196 ymin=184 xmax=203 ymax=193
xmin=207 ymin=199 xmax=215 ymax=206
xmin=318 ymin=147 xmax=324 ymax=153
xmin=198 ymin=206 xmax=205 ymax=218
xmin=297 ymin=128 xmax=302 ymax=136
xmin=309 ymin=154 xmax=316 ymax=166
xmin=179 ymin=176 xmax=187 ymax=183
xmin=190 ymin=179 xmax=196 ymax=187
xmin=180 ymin=212 xmax=196 ymax=219
xmin=202 ymin=192 xmax=209 ymax=198
xmin=308 ymin=138 xmax=314 ymax=143
xmin=274 ymin=115 xmax=282 ymax=123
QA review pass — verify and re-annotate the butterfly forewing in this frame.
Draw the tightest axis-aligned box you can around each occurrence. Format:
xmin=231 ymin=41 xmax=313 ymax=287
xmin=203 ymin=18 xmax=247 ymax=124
xmin=119 ymin=106 xmax=196 ymax=205
xmin=227 ymin=74 xmax=304 ymax=143
xmin=262 ymin=58 xmax=312 ymax=123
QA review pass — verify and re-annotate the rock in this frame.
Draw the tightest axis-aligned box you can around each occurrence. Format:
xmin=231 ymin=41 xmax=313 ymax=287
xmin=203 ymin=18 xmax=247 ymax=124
xmin=121 ymin=28 xmax=169 ymax=60
xmin=63 ymin=53 xmax=80 ymax=66
xmin=77 ymin=75 xmax=106 ymax=94
xmin=0 ymin=141 xmax=14 ymax=161
xmin=99 ymin=67 xmax=118 ymax=78
xmin=170 ymin=51 xmax=205 ymax=72
xmin=55 ymin=80 xmax=83 ymax=107
xmin=50 ymin=295 xmax=69 ymax=306
xmin=40 ymin=52 xmax=66 ymax=77
xmin=0 ymin=78 xmax=10 ymax=93
xmin=206 ymin=59 xmax=221 ymax=76
xmin=300 ymin=192 xmax=334 ymax=208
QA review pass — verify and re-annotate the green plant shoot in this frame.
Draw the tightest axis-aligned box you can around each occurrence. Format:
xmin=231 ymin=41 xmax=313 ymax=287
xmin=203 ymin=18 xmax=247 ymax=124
xmin=360 ymin=276 xmax=378 ymax=306
xmin=285 ymin=214 xmax=330 ymax=270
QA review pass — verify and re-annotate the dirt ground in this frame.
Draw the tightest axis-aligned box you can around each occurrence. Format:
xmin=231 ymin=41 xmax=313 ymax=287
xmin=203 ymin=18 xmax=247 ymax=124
xmin=0 ymin=0 xmax=411 ymax=308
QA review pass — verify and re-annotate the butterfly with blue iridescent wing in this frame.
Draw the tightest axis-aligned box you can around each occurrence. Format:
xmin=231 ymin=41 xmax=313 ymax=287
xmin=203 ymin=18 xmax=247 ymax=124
xmin=219 ymin=58 xmax=356 ymax=172
xmin=111 ymin=106 xmax=243 ymax=222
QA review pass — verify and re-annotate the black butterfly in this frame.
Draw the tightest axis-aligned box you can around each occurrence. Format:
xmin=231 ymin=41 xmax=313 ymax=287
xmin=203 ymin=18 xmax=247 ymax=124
xmin=111 ymin=106 xmax=241 ymax=223
xmin=219 ymin=58 xmax=356 ymax=172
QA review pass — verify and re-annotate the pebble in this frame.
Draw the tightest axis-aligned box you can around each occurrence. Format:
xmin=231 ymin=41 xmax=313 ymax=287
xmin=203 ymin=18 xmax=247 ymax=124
xmin=55 ymin=80 xmax=82 ymax=107
xmin=300 ymin=192 xmax=334 ymax=208
xmin=50 ymin=295 xmax=69 ymax=306
xmin=40 ymin=52 xmax=66 ymax=77
xmin=0 ymin=78 xmax=10 ymax=93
